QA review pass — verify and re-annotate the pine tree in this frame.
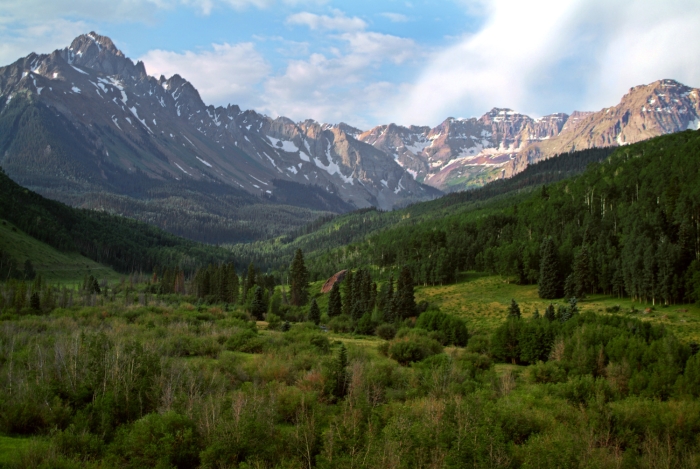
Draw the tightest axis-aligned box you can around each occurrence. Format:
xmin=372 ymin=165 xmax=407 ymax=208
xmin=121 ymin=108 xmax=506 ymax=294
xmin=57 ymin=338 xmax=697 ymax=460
xmin=243 ymin=262 xmax=256 ymax=300
xmin=91 ymin=277 xmax=101 ymax=295
xmin=355 ymin=312 xmax=374 ymax=335
xmin=393 ymin=266 xmax=416 ymax=320
xmin=228 ymin=265 xmax=240 ymax=304
xmin=331 ymin=344 xmax=348 ymax=399
xmin=30 ymin=291 xmax=40 ymax=312
xmin=308 ymin=298 xmax=321 ymax=325
xmin=538 ymin=237 xmax=562 ymax=299
xmin=568 ymin=297 xmax=579 ymax=316
xmin=508 ymin=299 xmax=521 ymax=319
xmin=545 ymin=304 xmax=556 ymax=321
xmin=251 ymin=286 xmax=266 ymax=320
xmin=342 ymin=270 xmax=354 ymax=317
xmin=369 ymin=282 xmax=377 ymax=311
xmin=564 ymin=273 xmax=575 ymax=299
xmin=573 ymin=245 xmax=594 ymax=298
xmin=559 ymin=304 xmax=572 ymax=322
xmin=289 ymin=249 xmax=309 ymax=306
xmin=327 ymin=282 xmax=342 ymax=317
xmin=379 ymin=275 xmax=394 ymax=321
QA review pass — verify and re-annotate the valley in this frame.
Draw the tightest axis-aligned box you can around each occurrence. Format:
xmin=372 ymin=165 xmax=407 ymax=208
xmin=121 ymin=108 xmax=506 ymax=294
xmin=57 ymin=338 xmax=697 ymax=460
xmin=1 ymin=28 xmax=700 ymax=469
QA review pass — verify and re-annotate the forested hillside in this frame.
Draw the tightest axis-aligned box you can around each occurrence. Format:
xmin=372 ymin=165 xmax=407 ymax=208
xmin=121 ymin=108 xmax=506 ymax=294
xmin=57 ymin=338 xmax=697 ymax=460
xmin=303 ymin=129 xmax=700 ymax=304
xmin=229 ymin=146 xmax=616 ymax=275
xmin=0 ymin=168 xmax=235 ymax=273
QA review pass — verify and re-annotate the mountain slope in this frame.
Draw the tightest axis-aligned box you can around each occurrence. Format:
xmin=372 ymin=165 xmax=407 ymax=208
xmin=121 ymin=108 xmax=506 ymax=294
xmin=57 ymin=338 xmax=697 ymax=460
xmin=228 ymin=146 xmax=616 ymax=274
xmin=0 ymin=32 xmax=438 ymax=220
xmin=0 ymin=167 xmax=235 ymax=273
xmin=359 ymin=80 xmax=700 ymax=192
xmin=0 ymin=219 xmax=120 ymax=284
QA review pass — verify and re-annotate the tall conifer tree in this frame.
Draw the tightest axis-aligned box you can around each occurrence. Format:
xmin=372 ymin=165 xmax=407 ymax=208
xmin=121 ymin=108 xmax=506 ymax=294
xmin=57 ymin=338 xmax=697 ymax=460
xmin=308 ymin=298 xmax=321 ymax=325
xmin=393 ymin=266 xmax=416 ymax=320
xmin=342 ymin=270 xmax=354 ymax=317
xmin=538 ymin=237 xmax=562 ymax=299
xmin=251 ymin=286 xmax=266 ymax=320
xmin=328 ymin=282 xmax=342 ymax=317
xmin=289 ymin=249 xmax=309 ymax=306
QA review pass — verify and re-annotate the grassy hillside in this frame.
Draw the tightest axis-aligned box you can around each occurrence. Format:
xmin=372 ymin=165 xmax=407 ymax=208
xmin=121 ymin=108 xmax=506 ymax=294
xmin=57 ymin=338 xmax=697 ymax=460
xmin=413 ymin=272 xmax=700 ymax=343
xmin=0 ymin=167 xmax=237 ymax=274
xmin=0 ymin=220 xmax=120 ymax=285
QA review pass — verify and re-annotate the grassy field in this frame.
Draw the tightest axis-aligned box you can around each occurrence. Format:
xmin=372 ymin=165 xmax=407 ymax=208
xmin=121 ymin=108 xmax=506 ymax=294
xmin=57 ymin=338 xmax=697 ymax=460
xmin=0 ymin=436 xmax=34 ymax=466
xmin=416 ymin=272 xmax=700 ymax=342
xmin=0 ymin=220 xmax=121 ymax=285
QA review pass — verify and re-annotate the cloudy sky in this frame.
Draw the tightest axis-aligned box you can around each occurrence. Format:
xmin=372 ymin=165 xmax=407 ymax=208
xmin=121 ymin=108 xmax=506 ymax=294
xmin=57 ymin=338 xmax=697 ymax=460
xmin=1 ymin=0 xmax=699 ymax=129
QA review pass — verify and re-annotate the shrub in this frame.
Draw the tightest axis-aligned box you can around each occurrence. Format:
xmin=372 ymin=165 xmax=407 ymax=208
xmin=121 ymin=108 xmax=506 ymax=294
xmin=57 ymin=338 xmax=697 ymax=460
xmin=225 ymin=329 xmax=259 ymax=352
xmin=415 ymin=310 xmax=468 ymax=346
xmin=328 ymin=314 xmax=353 ymax=333
xmin=388 ymin=335 xmax=443 ymax=365
xmin=527 ymin=360 xmax=567 ymax=384
xmin=376 ymin=323 xmax=397 ymax=340
xmin=108 ymin=412 xmax=201 ymax=469
xmin=309 ymin=334 xmax=331 ymax=353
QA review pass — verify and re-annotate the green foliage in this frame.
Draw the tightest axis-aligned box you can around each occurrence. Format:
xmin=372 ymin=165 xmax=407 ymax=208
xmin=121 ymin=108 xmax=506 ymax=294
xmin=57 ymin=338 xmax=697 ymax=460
xmin=327 ymin=282 xmax=342 ymax=317
xmin=375 ymin=323 xmax=397 ymax=340
xmin=0 ymin=298 xmax=699 ymax=467
xmin=415 ymin=309 xmax=469 ymax=346
xmin=387 ymin=333 xmax=443 ymax=365
xmin=289 ymin=249 xmax=309 ymax=306
xmin=250 ymin=286 xmax=266 ymax=320
xmin=0 ymin=167 xmax=236 ymax=274
xmin=538 ymin=237 xmax=562 ymax=299
xmin=109 ymin=412 xmax=200 ymax=469
xmin=393 ymin=265 xmax=417 ymax=320
xmin=308 ymin=298 xmax=321 ymax=325
xmin=508 ymin=298 xmax=521 ymax=318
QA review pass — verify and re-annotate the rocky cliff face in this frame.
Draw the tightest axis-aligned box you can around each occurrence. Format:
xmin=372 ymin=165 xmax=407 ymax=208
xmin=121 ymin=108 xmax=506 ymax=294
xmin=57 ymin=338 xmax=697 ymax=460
xmin=358 ymin=80 xmax=700 ymax=191
xmin=0 ymin=32 xmax=439 ymax=211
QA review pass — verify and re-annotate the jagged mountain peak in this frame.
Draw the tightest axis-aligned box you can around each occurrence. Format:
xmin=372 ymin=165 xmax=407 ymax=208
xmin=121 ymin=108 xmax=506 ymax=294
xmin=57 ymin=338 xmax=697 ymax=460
xmin=69 ymin=32 xmax=123 ymax=58
xmin=0 ymin=31 xmax=437 ymax=213
xmin=60 ymin=32 xmax=146 ymax=77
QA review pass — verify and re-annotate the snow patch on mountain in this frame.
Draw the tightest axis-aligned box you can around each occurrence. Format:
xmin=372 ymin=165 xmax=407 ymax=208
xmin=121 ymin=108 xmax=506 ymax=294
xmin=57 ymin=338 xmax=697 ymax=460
xmin=267 ymin=136 xmax=300 ymax=153
xmin=70 ymin=65 xmax=89 ymax=75
xmin=313 ymin=143 xmax=353 ymax=185
xmin=174 ymin=163 xmax=190 ymax=175
xmin=196 ymin=156 xmax=212 ymax=167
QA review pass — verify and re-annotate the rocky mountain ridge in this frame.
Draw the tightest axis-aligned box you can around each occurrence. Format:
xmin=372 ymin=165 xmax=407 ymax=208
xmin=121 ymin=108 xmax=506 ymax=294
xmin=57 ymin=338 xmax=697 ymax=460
xmin=0 ymin=32 xmax=438 ymax=212
xmin=358 ymin=80 xmax=700 ymax=191
xmin=1 ymin=32 xmax=698 ymax=209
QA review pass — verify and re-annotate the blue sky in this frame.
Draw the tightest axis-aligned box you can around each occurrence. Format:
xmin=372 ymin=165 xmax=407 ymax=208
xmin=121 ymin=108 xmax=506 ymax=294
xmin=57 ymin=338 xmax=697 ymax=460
xmin=2 ymin=0 xmax=700 ymax=129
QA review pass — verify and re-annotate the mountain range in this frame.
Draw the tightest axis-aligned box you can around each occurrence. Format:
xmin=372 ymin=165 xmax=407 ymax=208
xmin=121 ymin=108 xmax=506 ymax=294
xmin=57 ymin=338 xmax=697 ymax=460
xmin=0 ymin=32 xmax=698 ymax=243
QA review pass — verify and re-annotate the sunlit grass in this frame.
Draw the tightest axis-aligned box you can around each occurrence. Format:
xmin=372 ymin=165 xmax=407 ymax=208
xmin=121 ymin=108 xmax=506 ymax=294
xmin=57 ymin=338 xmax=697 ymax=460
xmin=416 ymin=272 xmax=700 ymax=342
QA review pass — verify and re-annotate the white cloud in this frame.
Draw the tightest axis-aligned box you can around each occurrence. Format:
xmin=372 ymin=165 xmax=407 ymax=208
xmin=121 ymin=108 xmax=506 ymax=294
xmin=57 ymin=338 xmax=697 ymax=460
xmin=259 ymin=31 xmax=418 ymax=128
xmin=0 ymin=0 xmax=168 ymax=23
xmin=379 ymin=12 xmax=409 ymax=23
xmin=0 ymin=18 xmax=90 ymax=67
xmin=390 ymin=0 xmax=700 ymax=126
xmin=286 ymin=10 xmax=367 ymax=32
xmin=139 ymin=42 xmax=271 ymax=107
